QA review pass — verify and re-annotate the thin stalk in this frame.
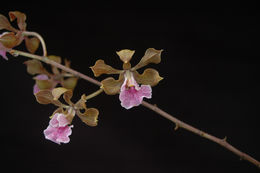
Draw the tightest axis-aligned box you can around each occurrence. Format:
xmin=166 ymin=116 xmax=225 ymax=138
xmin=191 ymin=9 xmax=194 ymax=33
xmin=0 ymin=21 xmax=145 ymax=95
xmin=85 ymin=88 xmax=104 ymax=100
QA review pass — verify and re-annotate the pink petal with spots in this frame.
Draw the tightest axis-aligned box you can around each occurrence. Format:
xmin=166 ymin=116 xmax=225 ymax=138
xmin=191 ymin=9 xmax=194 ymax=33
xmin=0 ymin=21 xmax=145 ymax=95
xmin=119 ymin=76 xmax=152 ymax=109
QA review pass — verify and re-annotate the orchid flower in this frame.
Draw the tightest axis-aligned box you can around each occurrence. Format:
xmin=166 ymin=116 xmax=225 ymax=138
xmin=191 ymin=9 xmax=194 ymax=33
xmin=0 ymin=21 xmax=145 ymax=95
xmin=91 ymin=48 xmax=163 ymax=109
xmin=36 ymin=87 xmax=99 ymax=144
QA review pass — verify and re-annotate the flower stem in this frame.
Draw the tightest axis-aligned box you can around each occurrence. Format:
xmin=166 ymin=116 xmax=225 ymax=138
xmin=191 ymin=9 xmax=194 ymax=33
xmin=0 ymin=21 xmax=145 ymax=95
xmin=22 ymin=31 xmax=48 ymax=56
xmin=11 ymin=49 xmax=260 ymax=168
xmin=85 ymin=88 xmax=104 ymax=100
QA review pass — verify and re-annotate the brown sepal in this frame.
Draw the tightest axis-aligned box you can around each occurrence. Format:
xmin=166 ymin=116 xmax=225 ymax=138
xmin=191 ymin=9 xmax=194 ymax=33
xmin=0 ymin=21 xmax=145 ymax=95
xmin=35 ymin=89 xmax=63 ymax=106
xmin=116 ymin=49 xmax=135 ymax=63
xmin=0 ymin=14 xmax=17 ymax=32
xmin=132 ymin=48 xmax=163 ymax=70
xmin=74 ymin=94 xmax=99 ymax=126
xmin=90 ymin=59 xmax=122 ymax=77
xmin=24 ymin=59 xmax=45 ymax=75
xmin=35 ymin=90 xmax=53 ymax=104
xmin=52 ymin=87 xmax=73 ymax=106
xmin=9 ymin=11 xmax=27 ymax=31
xmin=101 ymin=74 xmax=124 ymax=95
xmin=25 ymin=37 xmax=40 ymax=54
xmin=35 ymin=79 xmax=53 ymax=90
xmin=76 ymin=108 xmax=99 ymax=127
xmin=62 ymin=77 xmax=78 ymax=90
xmin=133 ymin=68 xmax=163 ymax=87
xmin=0 ymin=32 xmax=19 ymax=48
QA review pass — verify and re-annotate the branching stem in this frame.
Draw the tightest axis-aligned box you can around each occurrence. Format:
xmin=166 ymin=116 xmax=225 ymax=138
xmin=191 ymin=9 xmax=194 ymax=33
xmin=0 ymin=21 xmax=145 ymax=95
xmin=10 ymin=49 xmax=260 ymax=168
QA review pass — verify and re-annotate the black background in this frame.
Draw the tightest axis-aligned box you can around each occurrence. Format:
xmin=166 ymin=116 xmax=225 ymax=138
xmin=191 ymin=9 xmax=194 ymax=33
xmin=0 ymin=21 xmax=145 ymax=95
xmin=0 ymin=1 xmax=259 ymax=173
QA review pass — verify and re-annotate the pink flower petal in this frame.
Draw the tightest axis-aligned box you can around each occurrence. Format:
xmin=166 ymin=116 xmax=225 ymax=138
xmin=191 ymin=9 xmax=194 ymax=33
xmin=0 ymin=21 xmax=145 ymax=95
xmin=57 ymin=113 xmax=70 ymax=127
xmin=139 ymin=85 xmax=152 ymax=99
xmin=49 ymin=113 xmax=59 ymax=127
xmin=56 ymin=126 xmax=73 ymax=144
xmin=43 ymin=113 xmax=73 ymax=144
xmin=57 ymin=135 xmax=70 ymax=144
xmin=44 ymin=125 xmax=73 ymax=145
xmin=119 ymin=74 xmax=152 ymax=109
xmin=43 ymin=125 xmax=61 ymax=144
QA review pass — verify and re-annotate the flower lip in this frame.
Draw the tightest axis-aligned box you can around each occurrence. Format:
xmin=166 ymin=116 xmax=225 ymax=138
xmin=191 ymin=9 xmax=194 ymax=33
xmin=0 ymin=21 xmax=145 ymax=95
xmin=119 ymin=71 xmax=152 ymax=109
xmin=43 ymin=113 xmax=73 ymax=144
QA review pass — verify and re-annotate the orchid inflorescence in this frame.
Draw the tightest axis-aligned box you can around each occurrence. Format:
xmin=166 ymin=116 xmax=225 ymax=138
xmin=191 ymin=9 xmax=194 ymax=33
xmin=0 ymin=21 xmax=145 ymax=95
xmin=1 ymin=11 xmax=259 ymax=168
xmin=0 ymin=11 xmax=163 ymax=144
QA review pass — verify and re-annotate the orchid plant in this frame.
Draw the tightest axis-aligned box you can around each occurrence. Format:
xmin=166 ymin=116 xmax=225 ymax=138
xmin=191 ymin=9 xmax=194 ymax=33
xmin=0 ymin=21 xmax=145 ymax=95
xmin=0 ymin=11 xmax=259 ymax=168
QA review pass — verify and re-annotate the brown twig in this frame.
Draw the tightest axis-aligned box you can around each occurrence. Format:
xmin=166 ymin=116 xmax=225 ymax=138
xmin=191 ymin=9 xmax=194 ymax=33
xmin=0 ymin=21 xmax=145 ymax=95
xmin=141 ymin=101 xmax=260 ymax=168
xmin=10 ymin=49 xmax=260 ymax=168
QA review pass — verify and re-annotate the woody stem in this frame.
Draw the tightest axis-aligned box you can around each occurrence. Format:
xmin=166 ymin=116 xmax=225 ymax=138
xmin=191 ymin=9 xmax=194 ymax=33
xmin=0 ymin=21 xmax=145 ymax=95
xmin=10 ymin=49 xmax=260 ymax=168
xmin=141 ymin=101 xmax=260 ymax=168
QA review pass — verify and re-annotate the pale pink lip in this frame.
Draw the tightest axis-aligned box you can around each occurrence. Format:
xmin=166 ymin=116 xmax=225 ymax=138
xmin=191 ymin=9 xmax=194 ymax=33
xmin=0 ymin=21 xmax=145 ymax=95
xmin=43 ymin=113 xmax=73 ymax=144
xmin=119 ymin=72 xmax=152 ymax=109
